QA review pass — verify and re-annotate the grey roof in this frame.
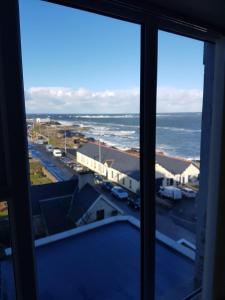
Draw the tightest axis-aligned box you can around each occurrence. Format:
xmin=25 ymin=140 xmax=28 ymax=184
xmin=78 ymin=143 xmax=198 ymax=178
xmin=68 ymin=183 xmax=100 ymax=223
xmin=78 ymin=143 xmax=140 ymax=181
xmin=156 ymin=154 xmax=196 ymax=175
xmin=40 ymin=196 xmax=73 ymax=235
xmin=30 ymin=179 xmax=78 ymax=215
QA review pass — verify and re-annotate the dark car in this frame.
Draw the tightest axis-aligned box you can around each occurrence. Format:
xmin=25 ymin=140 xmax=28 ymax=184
xmin=101 ymin=181 xmax=113 ymax=191
xmin=128 ymin=197 xmax=140 ymax=209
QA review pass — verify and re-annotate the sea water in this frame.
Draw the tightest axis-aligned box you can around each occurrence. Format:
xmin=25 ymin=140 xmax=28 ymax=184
xmin=27 ymin=112 xmax=201 ymax=159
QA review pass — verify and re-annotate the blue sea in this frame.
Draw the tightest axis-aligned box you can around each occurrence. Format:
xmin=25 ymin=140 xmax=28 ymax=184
xmin=27 ymin=113 xmax=202 ymax=159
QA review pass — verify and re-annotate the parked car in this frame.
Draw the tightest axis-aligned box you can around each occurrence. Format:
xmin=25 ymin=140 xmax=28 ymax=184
xmin=111 ymin=186 xmax=128 ymax=200
xmin=28 ymin=150 xmax=32 ymax=159
xmin=101 ymin=181 xmax=113 ymax=191
xmin=35 ymin=139 xmax=44 ymax=145
xmin=46 ymin=144 xmax=53 ymax=152
xmin=73 ymin=164 xmax=83 ymax=172
xmin=53 ymin=149 xmax=62 ymax=157
xmin=128 ymin=197 xmax=140 ymax=209
xmin=94 ymin=174 xmax=103 ymax=184
xmin=158 ymin=186 xmax=182 ymax=200
xmin=181 ymin=187 xmax=197 ymax=198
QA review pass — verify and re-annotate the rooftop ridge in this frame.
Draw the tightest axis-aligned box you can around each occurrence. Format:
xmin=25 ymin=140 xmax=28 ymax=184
xmin=156 ymin=152 xmax=192 ymax=163
xmin=87 ymin=141 xmax=140 ymax=159
xmin=87 ymin=142 xmax=193 ymax=163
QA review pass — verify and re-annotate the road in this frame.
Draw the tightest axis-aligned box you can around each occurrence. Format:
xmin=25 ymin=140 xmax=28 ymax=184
xmin=96 ymin=186 xmax=196 ymax=244
xmin=29 ymin=143 xmax=75 ymax=181
xmin=29 ymin=142 xmax=196 ymax=244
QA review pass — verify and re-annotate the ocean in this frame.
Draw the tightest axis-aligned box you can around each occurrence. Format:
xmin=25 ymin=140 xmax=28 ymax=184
xmin=27 ymin=112 xmax=202 ymax=159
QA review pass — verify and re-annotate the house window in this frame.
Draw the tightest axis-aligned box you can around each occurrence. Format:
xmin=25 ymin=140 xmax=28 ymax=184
xmin=122 ymin=178 xmax=125 ymax=185
xmin=129 ymin=180 xmax=132 ymax=189
xmin=96 ymin=209 xmax=105 ymax=220
xmin=111 ymin=171 xmax=114 ymax=178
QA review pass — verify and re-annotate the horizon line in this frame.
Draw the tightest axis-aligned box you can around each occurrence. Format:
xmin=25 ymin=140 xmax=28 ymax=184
xmin=26 ymin=111 xmax=202 ymax=114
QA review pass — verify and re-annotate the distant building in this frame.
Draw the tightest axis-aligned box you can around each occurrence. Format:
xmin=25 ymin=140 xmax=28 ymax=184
xmin=156 ymin=153 xmax=199 ymax=185
xmin=35 ymin=117 xmax=51 ymax=124
xmin=76 ymin=143 xmax=140 ymax=193
xmin=76 ymin=143 xmax=199 ymax=193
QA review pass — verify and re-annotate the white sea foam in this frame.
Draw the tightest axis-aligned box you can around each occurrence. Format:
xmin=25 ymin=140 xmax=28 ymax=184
xmin=57 ymin=120 xmax=74 ymax=126
xmin=74 ymin=114 xmax=138 ymax=119
xmin=157 ymin=126 xmax=201 ymax=133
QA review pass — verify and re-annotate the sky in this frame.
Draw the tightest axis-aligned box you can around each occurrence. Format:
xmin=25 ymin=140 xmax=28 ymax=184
xmin=19 ymin=0 xmax=204 ymax=113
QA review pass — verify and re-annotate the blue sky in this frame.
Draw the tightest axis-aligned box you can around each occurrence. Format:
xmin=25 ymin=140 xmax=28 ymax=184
xmin=19 ymin=0 xmax=204 ymax=113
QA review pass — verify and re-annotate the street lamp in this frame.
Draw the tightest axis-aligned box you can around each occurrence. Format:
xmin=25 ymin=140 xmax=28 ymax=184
xmin=64 ymin=130 xmax=67 ymax=155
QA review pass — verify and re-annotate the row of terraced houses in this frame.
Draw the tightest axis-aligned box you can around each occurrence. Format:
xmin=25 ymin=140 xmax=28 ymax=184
xmin=76 ymin=143 xmax=200 ymax=194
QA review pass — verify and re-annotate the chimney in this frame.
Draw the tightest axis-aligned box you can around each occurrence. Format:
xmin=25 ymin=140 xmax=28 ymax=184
xmin=78 ymin=172 xmax=95 ymax=190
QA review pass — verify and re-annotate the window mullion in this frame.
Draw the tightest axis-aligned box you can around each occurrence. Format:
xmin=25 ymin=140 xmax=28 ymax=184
xmin=140 ymin=21 xmax=158 ymax=300
xmin=0 ymin=1 xmax=38 ymax=300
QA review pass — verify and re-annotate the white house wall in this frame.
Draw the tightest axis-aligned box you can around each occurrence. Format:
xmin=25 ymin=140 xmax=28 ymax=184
xmin=76 ymin=196 xmax=122 ymax=226
xmin=77 ymin=151 xmax=199 ymax=190
xmin=77 ymin=152 xmax=140 ymax=193
xmin=156 ymin=162 xmax=199 ymax=185
xmin=107 ymin=167 xmax=140 ymax=193
xmin=181 ymin=164 xmax=199 ymax=184
xmin=155 ymin=163 xmax=174 ymax=181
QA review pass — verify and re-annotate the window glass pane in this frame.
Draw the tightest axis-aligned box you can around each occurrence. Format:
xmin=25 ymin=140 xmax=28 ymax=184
xmin=156 ymin=30 xmax=204 ymax=298
xmin=19 ymin=0 xmax=140 ymax=299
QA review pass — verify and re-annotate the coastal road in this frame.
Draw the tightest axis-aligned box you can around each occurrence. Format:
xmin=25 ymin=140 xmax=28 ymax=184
xmin=29 ymin=143 xmax=75 ymax=181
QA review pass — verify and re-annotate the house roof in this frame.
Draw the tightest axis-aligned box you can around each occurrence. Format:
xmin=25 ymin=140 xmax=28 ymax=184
xmin=40 ymin=196 xmax=73 ymax=235
xmin=156 ymin=154 xmax=196 ymax=175
xmin=78 ymin=143 xmax=140 ymax=181
xmin=68 ymin=183 xmax=100 ymax=223
xmin=30 ymin=179 xmax=78 ymax=215
xmin=78 ymin=143 xmax=198 ymax=179
xmin=1 ymin=217 xmax=194 ymax=299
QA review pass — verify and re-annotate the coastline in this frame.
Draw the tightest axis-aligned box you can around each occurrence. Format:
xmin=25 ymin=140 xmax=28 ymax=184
xmin=27 ymin=116 xmax=200 ymax=162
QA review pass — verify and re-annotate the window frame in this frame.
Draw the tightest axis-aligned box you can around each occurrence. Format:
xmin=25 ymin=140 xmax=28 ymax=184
xmin=0 ymin=0 xmax=224 ymax=300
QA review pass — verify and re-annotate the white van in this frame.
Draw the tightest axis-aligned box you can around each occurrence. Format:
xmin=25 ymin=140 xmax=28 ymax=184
xmin=158 ymin=186 xmax=182 ymax=200
xmin=53 ymin=149 xmax=62 ymax=157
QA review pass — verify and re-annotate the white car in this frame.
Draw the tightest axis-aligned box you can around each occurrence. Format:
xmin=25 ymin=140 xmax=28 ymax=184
xmin=181 ymin=187 xmax=197 ymax=198
xmin=53 ymin=149 xmax=62 ymax=157
xmin=111 ymin=186 xmax=128 ymax=200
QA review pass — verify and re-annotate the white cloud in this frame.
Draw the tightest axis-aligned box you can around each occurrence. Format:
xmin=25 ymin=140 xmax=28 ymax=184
xmin=156 ymin=86 xmax=203 ymax=113
xmin=25 ymin=86 xmax=203 ymax=113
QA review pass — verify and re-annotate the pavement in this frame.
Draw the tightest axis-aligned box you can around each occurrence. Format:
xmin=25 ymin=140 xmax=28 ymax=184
xmin=29 ymin=142 xmax=197 ymax=244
